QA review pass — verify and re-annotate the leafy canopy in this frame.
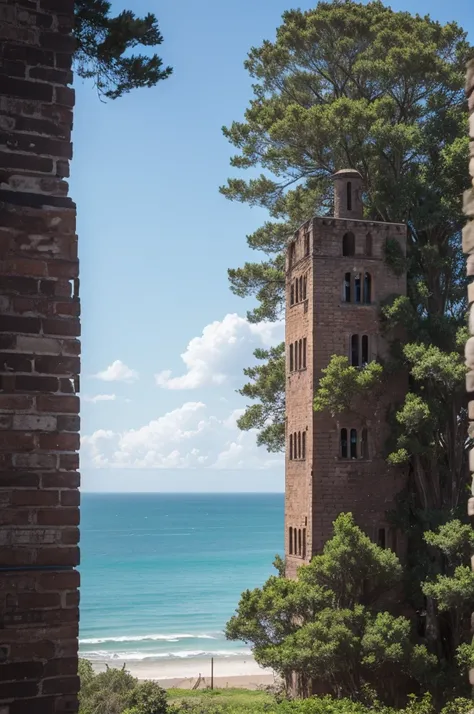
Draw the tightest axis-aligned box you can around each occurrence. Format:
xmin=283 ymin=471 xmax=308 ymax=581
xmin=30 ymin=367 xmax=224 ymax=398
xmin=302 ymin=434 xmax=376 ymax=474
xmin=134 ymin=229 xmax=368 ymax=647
xmin=74 ymin=1 xmax=172 ymax=99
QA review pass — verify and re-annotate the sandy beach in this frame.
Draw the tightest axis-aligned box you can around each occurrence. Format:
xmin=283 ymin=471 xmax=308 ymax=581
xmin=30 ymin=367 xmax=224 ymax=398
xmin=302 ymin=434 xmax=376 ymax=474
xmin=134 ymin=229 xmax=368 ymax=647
xmin=90 ymin=656 xmax=277 ymax=689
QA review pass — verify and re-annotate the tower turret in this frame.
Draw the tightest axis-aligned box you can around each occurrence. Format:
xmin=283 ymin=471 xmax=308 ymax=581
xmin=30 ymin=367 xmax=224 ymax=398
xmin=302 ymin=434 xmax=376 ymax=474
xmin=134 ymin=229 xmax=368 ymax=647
xmin=332 ymin=168 xmax=363 ymax=219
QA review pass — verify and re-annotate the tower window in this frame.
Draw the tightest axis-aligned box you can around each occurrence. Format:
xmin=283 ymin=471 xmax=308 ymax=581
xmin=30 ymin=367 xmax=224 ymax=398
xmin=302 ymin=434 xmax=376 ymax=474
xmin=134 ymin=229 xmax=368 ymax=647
xmin=289 ymin=343 xmax=294 ymax=372
xmin=299 ymin=276 xmax=303 ymax=302
xmin=363 ymin=272 xmax=372 ymax=303
xmin=298 ymin=529 xmax=302 ymax=556
xmin=298 ymin=339 xmax=303 ymax=370
xmin=289 ymin=527 xmax=293 ymax=555
xmin=302 ymin=431 xmax=306 ymax=460
xmin=344 ymin=272 xmax=351 ymax=302
xmin=361 ymin=335 xmax=369 ymax=365
xmin=361 ymin=428 xmax=368 ymax=459
xmin=303 ymin=338 xmax=307 ymax=369
xmin=354 ymin=273 xmax=361 ymax=303
xmin=289 ymin=433 xmax=293 ymax=460
xmin=347 ymin=181 xmax=352 ymax=211
xmin=297 ymin=431 xmax=302 ymax=459
xmin=342 ymin=232 xmax=355 ymax=257
xmin=303 ymin=276 xmax=307 ymax=300
xmin=304 ymin=234 xmax=310 ymax=256
xmin=293 ymin=528 xmax=298 ymax=555
xmin=350 ymin=429 xmax=357 ymax=459
xmin=290 ymin=283 xmax=295 ymax=305
xmin=289 ymin=243 xmax=296 ymax=268
xmin=351 ymin=334 xmax=359 ymax=367
xmin=302 ymin=528 xmax=307 ymax=559
xmin=295 ymin=279 xmax=299 ymax=303
xmin=340 ymin=428 xmax=348 ymax=458
xmin=366 ymin=233 xmax=373 ymax=256
xmin=378 ymin=528 xmax=386 ymax=549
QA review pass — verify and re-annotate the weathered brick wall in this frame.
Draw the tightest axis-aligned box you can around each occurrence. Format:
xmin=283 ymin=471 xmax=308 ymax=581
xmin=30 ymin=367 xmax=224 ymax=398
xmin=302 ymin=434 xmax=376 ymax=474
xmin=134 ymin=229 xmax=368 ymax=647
xmin=463 ymin=59 xmax=474 ymax=690
xmin=285 ymin=198 xmax=407 ymax=578
xmin=0 ymin=1 xmax=80 ymax=712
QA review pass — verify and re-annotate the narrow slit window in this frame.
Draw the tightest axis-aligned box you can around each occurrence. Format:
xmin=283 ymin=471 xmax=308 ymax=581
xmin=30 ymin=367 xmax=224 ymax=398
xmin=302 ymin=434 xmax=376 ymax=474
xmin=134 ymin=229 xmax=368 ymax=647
xmin=351 ymin=334 xmax=359 ymax=367
xmin=366 ymin=233 xmax=373 ymax=256
xmin=340 ymin=428 xmax=348 ymax=459
xmin=299 ymin=276 xmax=303 ymax=301
xmin=298 ymin=432 xmax=302 ymax=459
xmin=302 ymin=528 xmax=306 ymax=559
xmin=355 ymin=273 xmax=361 ymax=304
xmin=289 ymin=343 xmax=294 ymax=372
xmin=289 ymin=527 xmax=293 ymax=555
xmin=361 ymin=428 xmax=368 ymax=459
xmin=298 ymin=529 xmax=302 ymax=556
xmin=302 ymin=431 xmax=306 ymax=460
xmin=344 ymin=272 xmax=351 ymax=303
xmin=289 ymin=433 xmax=293 ymax=460
xmin=303 ymin=276 xmax=307 ymax=300
xmin=361 ymin=335 xmax=369 ymax=365
xmin=293 ymin=528 xmax=298 ymax=555
xmin=347 ymin=181 xmax=352 ymax=211
xmin=378 ymin=528 xmax=386 ymax=549
xmin=350 ymin=428 xmax=357 ymax=459
xmin=299 ymin=340 xmax=303 ymax=370
xmin=289 ymin=243 xmax=295 ymax=268
xmin=295 ymin=279 xmax=299 ymax=303
xmin=363 ymin=272 xmax=371 ymax=304
xmin=290 ymin=283 xmax=295 ymax=306
xmin=303 ymin=338 xmax=307 ymax=369
xmin=304 ymin=234 xmax=310 ymax=256
xmin=342 ymin=232 xmax=355 ymax=256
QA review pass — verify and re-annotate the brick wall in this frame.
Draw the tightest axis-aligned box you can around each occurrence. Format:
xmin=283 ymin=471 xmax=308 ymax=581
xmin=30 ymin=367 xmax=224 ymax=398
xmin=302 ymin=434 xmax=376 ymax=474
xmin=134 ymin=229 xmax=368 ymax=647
xmin=285 ymin=210 xmax=407 ymax=579
xmin=463 ymin=59 xmax=474 ymax=690
xmin=0 ymin=1 xmax=80 ymax=712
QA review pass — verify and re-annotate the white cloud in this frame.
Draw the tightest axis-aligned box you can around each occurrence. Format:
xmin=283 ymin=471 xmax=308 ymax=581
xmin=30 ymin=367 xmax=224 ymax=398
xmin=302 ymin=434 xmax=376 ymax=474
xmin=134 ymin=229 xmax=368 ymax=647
xmin=83 ymin=394 xmax=117 ymax=404
xmin=95 ymin=360 xmax=138 ymax=384
xmin=81 ymin=402 xmax=283 ymax=471
xmin=155 ymin=313 xmax=283 ymax=390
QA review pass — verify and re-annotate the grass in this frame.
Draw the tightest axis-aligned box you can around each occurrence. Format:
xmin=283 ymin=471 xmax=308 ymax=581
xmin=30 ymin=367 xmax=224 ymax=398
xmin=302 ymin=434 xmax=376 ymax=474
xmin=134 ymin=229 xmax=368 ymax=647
xmin=167 ymin=687 xmax=274 ymax=708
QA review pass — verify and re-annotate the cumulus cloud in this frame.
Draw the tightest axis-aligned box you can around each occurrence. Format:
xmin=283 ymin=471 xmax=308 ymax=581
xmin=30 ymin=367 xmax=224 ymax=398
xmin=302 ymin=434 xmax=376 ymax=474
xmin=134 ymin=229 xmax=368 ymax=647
xmin=95 ymin=360 xmax=138 ymax=383
xmin=81 ymin=402 xmax=283 ymax=471
xmin=83 ymin=394 xmax=117 ymax=404
xmin=155 ymin=313 xmax=283 ymax=390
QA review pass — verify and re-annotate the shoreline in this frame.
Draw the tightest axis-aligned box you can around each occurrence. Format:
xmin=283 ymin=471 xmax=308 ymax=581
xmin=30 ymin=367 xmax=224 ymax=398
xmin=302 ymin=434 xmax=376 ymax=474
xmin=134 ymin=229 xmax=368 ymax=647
xmin=90 ymin=656 xmax=277 ymax=690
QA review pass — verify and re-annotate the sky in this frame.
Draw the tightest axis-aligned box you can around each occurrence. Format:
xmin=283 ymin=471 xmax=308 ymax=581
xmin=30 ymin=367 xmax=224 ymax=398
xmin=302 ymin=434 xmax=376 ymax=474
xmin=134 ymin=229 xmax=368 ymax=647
xmin=73 ymin=0 xmax=473 ymax=493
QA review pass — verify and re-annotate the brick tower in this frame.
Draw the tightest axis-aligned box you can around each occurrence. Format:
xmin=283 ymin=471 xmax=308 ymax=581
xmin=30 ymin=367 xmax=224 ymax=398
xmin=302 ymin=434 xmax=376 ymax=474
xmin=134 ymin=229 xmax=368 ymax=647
xmin=285 ymin=170 xmax=407 ymax=579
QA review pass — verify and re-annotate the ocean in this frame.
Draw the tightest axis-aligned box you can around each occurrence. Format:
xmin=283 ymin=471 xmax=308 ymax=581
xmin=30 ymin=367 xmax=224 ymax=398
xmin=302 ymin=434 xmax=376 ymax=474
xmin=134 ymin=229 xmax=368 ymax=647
xmin=79 ymin=493 xmax=284 ymax=665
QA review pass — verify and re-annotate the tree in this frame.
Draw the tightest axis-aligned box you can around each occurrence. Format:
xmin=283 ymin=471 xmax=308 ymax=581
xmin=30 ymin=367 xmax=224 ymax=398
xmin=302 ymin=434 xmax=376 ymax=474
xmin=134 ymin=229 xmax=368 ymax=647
xmin=222 ymin=0 xmax=472 ymax=452
xmin=226 ymin=514 xmax=435 ymax=704
xmin=78 ymin=662 xmax=138 ymax=714
xmin=74 ymin=1 xmax=172 ymax=100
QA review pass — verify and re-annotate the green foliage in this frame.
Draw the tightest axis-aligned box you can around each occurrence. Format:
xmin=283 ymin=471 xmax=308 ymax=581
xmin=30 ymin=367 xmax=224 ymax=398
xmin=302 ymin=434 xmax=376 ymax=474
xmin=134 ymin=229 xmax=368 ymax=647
xmin=384 ymin=239 xmax=407 ymax=278
xmin=74 ymin=1 xmax=172 ymax=99
xmin=237 ymin=344 xmax=285 ymax=452
xmin=226 ymin=514 xmax=432 ymax=703
xmin=78 ymin=661 xmax=168 ymax=714
xmin=313 ymin=356 xmax=383 ymax=417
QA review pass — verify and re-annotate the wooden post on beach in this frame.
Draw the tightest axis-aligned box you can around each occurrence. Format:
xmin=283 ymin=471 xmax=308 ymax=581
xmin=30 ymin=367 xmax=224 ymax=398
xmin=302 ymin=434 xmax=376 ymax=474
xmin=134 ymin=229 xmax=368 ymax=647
xmin=211 ymin=658 xmax=214 ymax=690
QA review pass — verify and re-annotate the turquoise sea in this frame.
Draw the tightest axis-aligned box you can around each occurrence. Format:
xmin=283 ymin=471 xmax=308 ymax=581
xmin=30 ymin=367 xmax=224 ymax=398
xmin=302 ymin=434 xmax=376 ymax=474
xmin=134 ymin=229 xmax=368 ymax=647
xmin=79 ymin=493 xmax=284 ymax=663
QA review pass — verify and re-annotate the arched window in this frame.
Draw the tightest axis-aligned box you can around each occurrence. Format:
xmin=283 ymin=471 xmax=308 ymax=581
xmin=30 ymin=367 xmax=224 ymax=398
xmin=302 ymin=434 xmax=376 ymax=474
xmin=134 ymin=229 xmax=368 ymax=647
xmin=378 ymin=528 xmax=386 ymax=549
xmin=340 ymin=428 xmax=348 ymax=459
xmin=361 ymin=428 xmax=368 ymax=459
xmin=290 ymin=283 xmax=295 ymax=306
xmin=289 ymin=527 xmax=293 ymax=555
xmin=342 ymin=232 xmax=355 ymax=256
xmin=303 ymin=276 xmax=307 ymax=300
xmin=302 ymin=528 xmax=307 ymax=559
xmin=298 ymin=432 xmax=302 ymax=459
xmin=343 ymin=272 xmax=351 ymax=302
xmin=298 ymin=339 xmax=303 ymax=370
xmin=350 ymin=428 xmax=358 ymax=459
xmin=293 ymin=528 xmax=298 ymax=555
xmin=289 ymin=433 xmax=293 ymax=460
xmin=302 ymin=431 xmax=306 ymax=460
xmin=351 ymin=335 xmax=359 ymax=367
xmin=354 ymin=273 xmax=361 ymax=303
xmin=366 ymin=233 xmax=373 ymax=256
xmin=303 ymin=338 xmax=307 ymax=369
xmin=295 ymin=279 xmax=299 ymax=303
xmin=299 ymin=276 xmax=303 ymax=301
xmin=289 ymin=242 xmax=296 ymax=267
xmin=363 ymin=272 xmax=372 ymax=303
xmin=361 ymin=335 xmax=369 ymax=365
xmin=347 ymin=181 xmax=352 ymax=211
xmin=289 ymin=343 xmax=294 ymax=372
xmin=298 ymin=529 xmax=302 ymax=556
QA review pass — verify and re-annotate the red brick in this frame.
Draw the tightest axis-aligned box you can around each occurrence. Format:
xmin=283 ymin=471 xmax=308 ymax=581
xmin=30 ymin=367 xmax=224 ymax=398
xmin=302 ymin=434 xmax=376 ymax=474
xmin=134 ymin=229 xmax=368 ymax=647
xmin=0 ymin=395 xmax=33 ymax=411
xmin=0 ymin=151 xmax=54 ymax=174
xmin=0 ymin=77 xmax=53 ymax=102
xmin=54 ymin=86 xmax=75 ymax=108
xmin=0 ymin=472 xmax=39 ymax=488
xmin=37 ymin=395 xmax=78 ymax=413
xmin=0 ymin=431 xmax=36 ymax=451
xmin=38 ymin=570 xmax=79 ymax=590
xmin=0 ymin=276 xmax=39 ymax=295
xmin=0 ymin=681 xmax=38 ymax=699
xmin=11 ymin=641 xmax=55 ymax=660
xmin=44 ymin=658 xmax=78 ymax=678
xmin=0 ymin=661 xmax=44 ymax=681
xmin=15 ymin=375 xmax=59 ymax=392
xmin=35 ymin=548 xmax=79 ymax=567
xmin=10 ymin=697 xmax=56 ymax=714
xmin=60 ymin=490 xmax=79 ymax=507
xmin=17 ymin=592 xmax=61 ymax=609
xmin=58 ymin=453 xmax=79 ymax=471
xmin=47 ymin=261 xmax=78 ymax=279
xmin=0 ymin=509 xmax=30 ymax=526
xmin=56 ymin=415 xmax=80 ymax=432
xmin=35 ymin=356 xmax=80 ymax=375
xmin=41 ymin=472 xmax=79 ymax=489
xmin=0 ymin=352 xmax=32 ymax=372
xmin=42 ymin=318 xmax=80 ymax=337
xmin=38 ymin=433 xmax=79 ymax=451
xmin=5 ymin=259 xmax=48 ymax=277
xmin=41 ymin=676 xmax=79 ymax=696
xmin=0 ymin=315 xmax=40 ymax=333
xmin=11 ymin=490 xmax=58 ymax=506
xmin=36 ymin=509 xmax=79 ymax=526
xmin=65 ymin=591 xmax=79 ymax=608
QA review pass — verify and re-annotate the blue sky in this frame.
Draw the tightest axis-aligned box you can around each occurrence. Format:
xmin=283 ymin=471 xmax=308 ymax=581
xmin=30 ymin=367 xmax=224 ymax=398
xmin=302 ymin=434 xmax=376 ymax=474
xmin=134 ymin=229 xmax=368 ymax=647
xmin=74 ymin=0 xmax=473 ymax=492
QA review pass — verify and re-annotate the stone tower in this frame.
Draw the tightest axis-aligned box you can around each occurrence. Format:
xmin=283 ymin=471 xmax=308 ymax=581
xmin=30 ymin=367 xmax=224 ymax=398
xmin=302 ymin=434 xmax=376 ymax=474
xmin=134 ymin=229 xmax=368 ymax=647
xmin=285 ymin=170 xmax=407 ymax=579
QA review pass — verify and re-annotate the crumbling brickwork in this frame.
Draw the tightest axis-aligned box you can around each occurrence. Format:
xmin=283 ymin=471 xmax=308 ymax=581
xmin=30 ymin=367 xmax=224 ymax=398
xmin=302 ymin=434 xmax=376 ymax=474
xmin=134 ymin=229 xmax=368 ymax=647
xmin=285 ymin=171 xmax=407 ymax=579
xmin=463 ymin=58 xmax=474 ymax=690
xmin=0 ymin=1 xmax=80 ymax=712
